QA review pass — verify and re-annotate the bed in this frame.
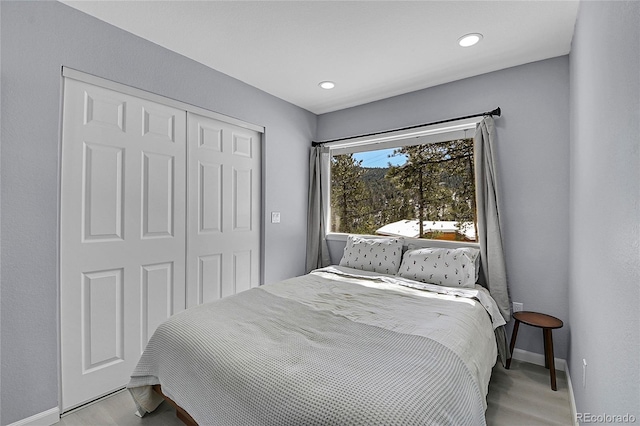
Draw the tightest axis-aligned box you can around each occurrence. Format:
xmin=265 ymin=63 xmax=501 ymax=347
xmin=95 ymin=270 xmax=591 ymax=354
xmin=128 ymin=237 xmax=506 ymax=425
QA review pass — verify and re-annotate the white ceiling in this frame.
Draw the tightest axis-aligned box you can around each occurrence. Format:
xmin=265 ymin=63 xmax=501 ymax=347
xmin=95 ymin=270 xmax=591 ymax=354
xmin=61 ymin=1 xmax=579 ymax=115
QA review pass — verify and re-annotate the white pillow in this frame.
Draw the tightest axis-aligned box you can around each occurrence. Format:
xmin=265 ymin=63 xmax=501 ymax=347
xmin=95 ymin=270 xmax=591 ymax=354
xmin=339 ymin=235 xmax=404 ymax=275
xmin=397 ymin=246 xmax=480 ymax=288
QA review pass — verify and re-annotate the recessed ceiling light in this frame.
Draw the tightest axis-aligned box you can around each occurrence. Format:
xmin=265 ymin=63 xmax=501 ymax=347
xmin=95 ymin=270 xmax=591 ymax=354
xmin=458 ymin=33 xmax=483 ymax=47
xmin=319 ymin=81 xmax=336 ymax=90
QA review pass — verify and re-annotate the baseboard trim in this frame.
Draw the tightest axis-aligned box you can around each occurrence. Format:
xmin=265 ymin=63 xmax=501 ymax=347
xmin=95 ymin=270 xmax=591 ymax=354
xmin=6 ymin=407 xmax=59 ymax=426
xmin=511 ymin=348 xmax=567 ymax=371
xmin=511 ymin=348 xmax=577 ymax=425
xmin=564 ymin=365 xmax=579 ymax=426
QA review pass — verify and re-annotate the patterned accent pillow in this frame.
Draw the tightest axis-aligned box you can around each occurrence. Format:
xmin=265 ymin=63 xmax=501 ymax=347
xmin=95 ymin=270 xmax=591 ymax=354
xmin=397 ymin=247 xmax=480 ymax=288
xmin=339 ymin=235 xmax=404 ymax=275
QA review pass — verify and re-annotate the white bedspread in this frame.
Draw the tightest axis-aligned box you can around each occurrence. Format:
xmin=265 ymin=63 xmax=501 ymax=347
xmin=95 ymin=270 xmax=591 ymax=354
xmin=265 ymin=266 xmax=500 ymax=402
xmin=128 ymin=267 xmax=502 ymax=425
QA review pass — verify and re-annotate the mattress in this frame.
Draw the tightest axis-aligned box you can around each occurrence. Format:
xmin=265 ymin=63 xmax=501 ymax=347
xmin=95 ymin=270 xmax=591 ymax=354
xmin=128 ymin=266 xmax=504 ymax=425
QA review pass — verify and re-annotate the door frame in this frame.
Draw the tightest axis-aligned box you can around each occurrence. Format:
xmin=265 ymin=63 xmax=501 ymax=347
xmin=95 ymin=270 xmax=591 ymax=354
xmin=58 ymin=67 xmax=265 ymax=413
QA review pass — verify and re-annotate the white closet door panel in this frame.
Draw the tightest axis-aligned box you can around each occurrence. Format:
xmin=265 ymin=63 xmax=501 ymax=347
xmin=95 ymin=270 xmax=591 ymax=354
xmin=199 ymin=161 xmax=223 ymax=233
xmin=82 ymin=143 xmax=124 ymax=241
xmin=61 ymin=78 xmax=186 ymax=411
xmin=83 ymin=90 xmax=126 ymax=131
xmin=187 ymin=112 xmax=261 ymax=307
xmin=232 ymin=167 xmax=253 ymax=231
xmin=142 ymin=105 xmax=176 ymax=142
xmin=198 ymin=253 xmax=223 ymax=304
xmin=233 ymin=250 xmax=252 ymax=294
xmin=142 ymin=152 xmax=175 ymax=238
xmin=82 ymin=268 xmax=124 ymax=372
xmin=141 ymin=261 xmax=174 ymax=351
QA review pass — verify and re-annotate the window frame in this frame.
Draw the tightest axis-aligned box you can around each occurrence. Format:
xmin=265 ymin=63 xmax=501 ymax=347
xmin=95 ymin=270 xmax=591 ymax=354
xmin=323 ymin=116 xmax=482 ymax=246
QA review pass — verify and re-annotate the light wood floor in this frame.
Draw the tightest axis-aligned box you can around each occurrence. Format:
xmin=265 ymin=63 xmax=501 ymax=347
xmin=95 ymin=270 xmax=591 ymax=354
xmin=485 ymin=359 xmax=574 ymax=425
xmin=56 ymin=359 xmax=573 ymax=425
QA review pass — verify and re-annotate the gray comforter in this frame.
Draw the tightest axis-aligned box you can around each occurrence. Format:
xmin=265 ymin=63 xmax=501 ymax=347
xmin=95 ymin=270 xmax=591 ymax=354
xmin=128 ymin=268 xmax=497 ymax=425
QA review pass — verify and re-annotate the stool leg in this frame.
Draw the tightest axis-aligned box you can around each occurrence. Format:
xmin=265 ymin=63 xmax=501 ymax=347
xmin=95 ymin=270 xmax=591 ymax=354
xmin=506 ymin=320 xmax=520 ymax=369
xmin=543 ymin=329 xmax=549 ymax=369
xmin=544 ymin=328 xmax=557 ymax=391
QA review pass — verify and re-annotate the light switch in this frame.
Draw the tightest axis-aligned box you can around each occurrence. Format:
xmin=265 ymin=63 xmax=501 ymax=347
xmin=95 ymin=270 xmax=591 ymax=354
xmin=271 ymin=212 xmax=281 ymax=224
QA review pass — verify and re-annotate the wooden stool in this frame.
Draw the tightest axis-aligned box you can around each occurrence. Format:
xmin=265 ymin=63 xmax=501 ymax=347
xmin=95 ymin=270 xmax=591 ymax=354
xmin=506 ymin=311 xmax=563 ymax=390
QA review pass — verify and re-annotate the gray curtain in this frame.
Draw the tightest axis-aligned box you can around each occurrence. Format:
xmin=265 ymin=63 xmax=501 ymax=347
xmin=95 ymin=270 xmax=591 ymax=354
xmin=475 ymin=117 xmax=511 ymax=364
xmin=474 ymin=117 xmax=511 ymax=323
xmin=305 ymin=146 xmax=331 ymax=273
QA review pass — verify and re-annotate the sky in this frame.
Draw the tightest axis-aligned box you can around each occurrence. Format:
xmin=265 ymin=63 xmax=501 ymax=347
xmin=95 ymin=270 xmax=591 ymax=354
xmin=352 ymin=148 xmax=407 ymax=168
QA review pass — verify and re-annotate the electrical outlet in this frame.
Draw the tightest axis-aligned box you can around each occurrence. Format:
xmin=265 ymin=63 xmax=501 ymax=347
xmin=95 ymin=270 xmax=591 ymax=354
xmin=512 ymin=302 xmax=524 ymax=313
xmin=271 ymin=211 xmax=281 ymax=224
xmin=583 ymin=359 xmax=587 ymax=388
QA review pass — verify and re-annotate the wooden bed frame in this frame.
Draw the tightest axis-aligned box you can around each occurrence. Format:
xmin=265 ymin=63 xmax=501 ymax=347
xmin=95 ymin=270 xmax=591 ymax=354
xmin=152 ymin=384 xmax=198 ymax=426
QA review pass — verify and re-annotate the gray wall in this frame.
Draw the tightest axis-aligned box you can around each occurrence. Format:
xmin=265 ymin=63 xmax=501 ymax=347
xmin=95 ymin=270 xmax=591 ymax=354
xmin=319 ymin=57 xmax=572 ymax=360
xmin=569 ymin=0 xmax=640 ymax=417
xmin=0 ymin=2 xmax=314 ymax=424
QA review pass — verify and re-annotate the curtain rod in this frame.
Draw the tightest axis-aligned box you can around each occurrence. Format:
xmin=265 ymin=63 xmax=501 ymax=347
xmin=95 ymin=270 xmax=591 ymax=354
xmin=312 ymin=107 xmax=501 ymax=147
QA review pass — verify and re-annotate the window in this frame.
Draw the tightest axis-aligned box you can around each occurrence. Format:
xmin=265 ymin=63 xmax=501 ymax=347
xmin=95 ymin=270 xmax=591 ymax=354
xmin=329 ymin=134 xmax=477 ymax=242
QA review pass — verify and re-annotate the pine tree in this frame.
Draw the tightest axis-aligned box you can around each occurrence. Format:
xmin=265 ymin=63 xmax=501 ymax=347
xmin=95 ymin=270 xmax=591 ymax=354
xmin=361 ymin=167 xmax=411 ymax=229
xmin=386 ymin=139 xmax=475 ymax=239
xmin=330 ymin=154 xmax=372 ymax=234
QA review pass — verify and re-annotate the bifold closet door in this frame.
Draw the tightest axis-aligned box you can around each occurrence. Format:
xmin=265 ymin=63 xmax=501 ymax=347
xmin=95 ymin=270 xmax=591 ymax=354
xmin=186 ymin=112 xmax=261 ymax=307
xmin=60 ymin=78 xmax=187 ymax=411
